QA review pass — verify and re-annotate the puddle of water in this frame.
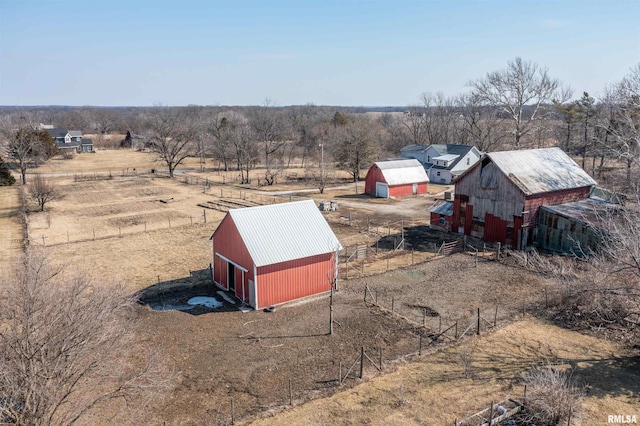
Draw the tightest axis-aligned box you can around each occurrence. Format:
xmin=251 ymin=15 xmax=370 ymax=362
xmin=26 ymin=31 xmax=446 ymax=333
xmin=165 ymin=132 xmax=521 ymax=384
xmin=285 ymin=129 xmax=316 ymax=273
xmin=187 ymin=296 xmax=223 ymax=309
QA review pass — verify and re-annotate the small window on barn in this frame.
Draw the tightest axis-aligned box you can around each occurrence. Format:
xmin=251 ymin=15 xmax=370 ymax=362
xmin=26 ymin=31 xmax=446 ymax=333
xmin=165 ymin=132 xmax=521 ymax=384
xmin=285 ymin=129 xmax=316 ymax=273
xmin=440 ymin=216 xmax=445 ymax=224
xmin=437 ymin=171 xmax=441 ymax=176
xmin=466 ymin=157 xmax=470 ymax=165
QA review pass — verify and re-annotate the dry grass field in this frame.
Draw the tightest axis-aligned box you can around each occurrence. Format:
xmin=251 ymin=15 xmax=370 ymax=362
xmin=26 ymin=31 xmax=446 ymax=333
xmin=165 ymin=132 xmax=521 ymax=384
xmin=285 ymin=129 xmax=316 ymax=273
xmin=251 ymin=318 xmax=639 ymax=426
xmin=3 ymin=150 xmax=635 ymax=425
xmin=0 ymin=186 xmax=23 ymax=277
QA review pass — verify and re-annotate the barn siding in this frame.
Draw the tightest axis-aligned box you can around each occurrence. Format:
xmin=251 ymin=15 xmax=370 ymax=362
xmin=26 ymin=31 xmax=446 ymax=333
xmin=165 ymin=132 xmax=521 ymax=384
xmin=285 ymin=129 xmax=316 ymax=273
xmin=365 ymin=165 xmax=386 ymax=195
xmin=523 ymin=187 xmax=592 ymax=227
xmin=388 ymin=182 xmax=428 ymax=197
xmin=430 ymin=211 xmax=454 ymax=232
xmin=211 ymin=215 xmax=255 ymax=302
xmin=257 ymin=253 xmax=335 ymax=308
xmin=455 ymin=159 xmax=594 ymax=249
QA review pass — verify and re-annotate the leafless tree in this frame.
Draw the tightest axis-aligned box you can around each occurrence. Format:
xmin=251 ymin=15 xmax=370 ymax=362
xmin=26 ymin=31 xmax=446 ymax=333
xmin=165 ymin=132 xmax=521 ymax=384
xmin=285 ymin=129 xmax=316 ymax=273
xmin=6 ymin=128 xmax=57 ymax=184
xmin=146 ymin=105 xmax=197 ymax=178
xmin=223 ymin=112 xmax=257 ymax=184
xmin=28 ymin=174 xmax=60 ymax=211
xmin=457 ymin=93 xmax=510 ymax=152
xmin=248 ymin=99 xmax=289 ymax=185
xmin=598 ymin=64 xmax=640 ymax=188
xmin=333 ymin=115 xmax=378 ymax=182
xmin=469 ymin=58 xmax=564 ymax=148
xmin=0 ymin=250 xmax=170 ymax=425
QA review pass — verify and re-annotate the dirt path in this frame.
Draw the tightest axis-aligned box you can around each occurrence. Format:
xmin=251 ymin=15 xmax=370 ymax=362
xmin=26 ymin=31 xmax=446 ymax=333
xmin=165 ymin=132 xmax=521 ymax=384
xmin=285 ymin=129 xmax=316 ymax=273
xmin=0 ymin=186 xmax=24 ymax=277
xmin=250 ymin=318 xmax=639 ymax=426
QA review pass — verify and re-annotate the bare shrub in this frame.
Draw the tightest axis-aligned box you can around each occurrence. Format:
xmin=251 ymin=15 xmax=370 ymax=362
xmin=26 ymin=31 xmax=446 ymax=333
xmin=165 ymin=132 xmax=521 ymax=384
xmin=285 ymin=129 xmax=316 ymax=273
xmin=28 ymin=174 xmax=60 ymax=212
xmin=458 ymin=340 xmax=476 ymax=378
xmin=61 ymin=149 xmax=75 ymax=160
xmin=0 ymin=249 xmax=171 ymax=425
xmin=521 ymin=365 xmax=583 ymax=425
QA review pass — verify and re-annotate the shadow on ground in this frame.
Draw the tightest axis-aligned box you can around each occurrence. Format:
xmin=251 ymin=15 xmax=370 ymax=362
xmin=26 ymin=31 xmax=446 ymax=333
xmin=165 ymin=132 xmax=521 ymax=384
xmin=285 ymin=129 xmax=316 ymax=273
xmin=136 ymin=268 xmax=243 ymax=315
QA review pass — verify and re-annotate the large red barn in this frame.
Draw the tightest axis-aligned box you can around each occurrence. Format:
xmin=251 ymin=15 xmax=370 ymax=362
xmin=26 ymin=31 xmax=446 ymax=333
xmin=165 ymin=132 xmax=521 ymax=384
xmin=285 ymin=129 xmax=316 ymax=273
xmin=364 ymin=159 xmax=429 ymax=198
xmin=211 ymin=200 xmax=342 ymax=309
xmin=452 ymin=148 xmax=596 ymax=250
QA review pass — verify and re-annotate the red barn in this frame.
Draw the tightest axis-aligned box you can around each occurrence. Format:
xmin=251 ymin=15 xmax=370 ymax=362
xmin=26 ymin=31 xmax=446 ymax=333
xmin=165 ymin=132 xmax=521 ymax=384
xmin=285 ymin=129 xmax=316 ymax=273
xmin=211 ymin=200 xmax=342 ymax=309
xmin=452 ymin=147 xmax=596 ymax=250
xmin=364 ymin=159 xmax=429 ymax=198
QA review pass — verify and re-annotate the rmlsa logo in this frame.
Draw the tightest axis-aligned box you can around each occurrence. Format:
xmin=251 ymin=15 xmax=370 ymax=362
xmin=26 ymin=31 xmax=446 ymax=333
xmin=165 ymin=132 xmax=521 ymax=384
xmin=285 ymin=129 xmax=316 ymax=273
xmin=608 ymin=415 xmax=638 ymax=424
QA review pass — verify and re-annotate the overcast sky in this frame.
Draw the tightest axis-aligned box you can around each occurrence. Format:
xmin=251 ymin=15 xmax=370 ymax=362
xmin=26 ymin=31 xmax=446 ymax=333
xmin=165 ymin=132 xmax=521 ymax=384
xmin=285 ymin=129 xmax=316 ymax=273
xmin=1 ymin=0 xmax=638 ymax=106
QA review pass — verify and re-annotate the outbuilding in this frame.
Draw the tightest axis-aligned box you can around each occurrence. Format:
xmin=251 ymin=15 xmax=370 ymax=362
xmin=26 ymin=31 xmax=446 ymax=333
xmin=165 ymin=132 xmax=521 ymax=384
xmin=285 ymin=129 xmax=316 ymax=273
xmin=210 ymin=200 xmax=342 ymax=309
xmin=364 ymin=159 xmax=429 ymax=198
xmin=452 ymin=147 xmax=596 ymax=250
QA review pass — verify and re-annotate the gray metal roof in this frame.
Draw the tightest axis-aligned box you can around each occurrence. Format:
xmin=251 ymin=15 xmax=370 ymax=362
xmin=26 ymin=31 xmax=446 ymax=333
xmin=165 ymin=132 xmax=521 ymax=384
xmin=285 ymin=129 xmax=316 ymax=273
xmin=488 ymin=147 xmax=596 ymax=195
xmin=374 ymin=159 xmax=429 ymax=185
xmin=429 ymin=199 xmax=454 ymax=216
xmin=68 ymin=130 xmax=82 ymax=137
xmin=227 ymin=200 xmax=342 ymax=267
xmin=540 ymin=197 xmax=620 ymax=227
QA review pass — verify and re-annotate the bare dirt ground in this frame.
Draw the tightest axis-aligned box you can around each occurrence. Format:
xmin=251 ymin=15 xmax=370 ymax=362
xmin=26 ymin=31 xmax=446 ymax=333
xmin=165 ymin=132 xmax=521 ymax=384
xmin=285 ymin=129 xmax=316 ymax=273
xmin=133 ymin=254 xmax=561 ymax=425
xmin=8 ymin=151 xmax=636 ymax=425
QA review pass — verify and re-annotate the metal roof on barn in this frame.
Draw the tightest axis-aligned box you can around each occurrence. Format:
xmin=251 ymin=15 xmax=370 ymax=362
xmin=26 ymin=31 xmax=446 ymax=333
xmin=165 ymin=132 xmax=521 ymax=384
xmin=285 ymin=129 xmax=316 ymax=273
xmin=540 ymin=197 xmax=620 ymax=228
xmin=429 ymin=199 xmax=454 ymax=216
xmin=487 ymin=147 xmax=596 ymax=195
xmin=374 ymin=159 xmax=429 ymax=186
xmin=227 ymin=200 xmax=343 ymax=267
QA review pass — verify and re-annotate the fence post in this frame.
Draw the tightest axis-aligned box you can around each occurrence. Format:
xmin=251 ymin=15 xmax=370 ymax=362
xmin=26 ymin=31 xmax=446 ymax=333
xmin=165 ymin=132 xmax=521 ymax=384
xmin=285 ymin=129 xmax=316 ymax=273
xmin=361 ymin=259 xmax=364 ymax=274
xmin=391 ymin=296 xmax=394 ymax=313
xmin=42 ymin=235 xmax=45 ymax=247
xmin=289 ymin=378 xmax=293 ymax=406
xmin=454 ymin=321 xmax=458 ymax=339
xmin=339 ymin=361 xmax=342 ymax=385
xmin=144 ymin=222 xmax=147 ymax=232
xmin=379 ymin=347 xmax=382 ymax=371
xmin=488 ymin=401 xmax=494 ymax=426
xmin=477 ymin=308 xmax=481 ymax=335
xmin=349 ymin=212 xmax=352 ymax=226
xmin=359 ymin=347 xmax=364 ymax=379
xmin=367 ymin=216 xmax=370 ymax=231
xmin=411 ymin=249 xmax=414 ymax=265
xmin=419 ymin=333 xmax=423 ymax=355
xmin=203 ymin=209 xmax=207 ymax=223
xmin=423 ymin=308 xmax=426 ymax=326
xmin=386 ymin=253 xmax=389 ymax=271
xmin=494 ymin=304 xmax=498 ymax=327
xmin=231 ymin=397 xmax=235 ymax=425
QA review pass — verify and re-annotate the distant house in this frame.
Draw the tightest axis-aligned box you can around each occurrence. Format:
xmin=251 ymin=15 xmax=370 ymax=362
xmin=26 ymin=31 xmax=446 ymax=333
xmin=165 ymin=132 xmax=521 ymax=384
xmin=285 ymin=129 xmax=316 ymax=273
xmin=45 ymin=128 xmax=93 ymax=153
xmin=452 ymin=147 xmax=597 ymax=250
xmin=364 ymin=159 xmax=429 ymax=198
xmin=211 ymin=200 xmax=342 ymax=309
xmin=400 ymin=144 xmax=481 ymax=184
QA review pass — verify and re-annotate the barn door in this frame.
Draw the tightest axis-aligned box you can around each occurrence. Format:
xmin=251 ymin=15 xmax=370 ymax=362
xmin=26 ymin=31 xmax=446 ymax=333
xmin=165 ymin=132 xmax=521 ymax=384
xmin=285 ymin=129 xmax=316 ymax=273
xmin=376 ymin=182 xmax=388 ymax=198
xmin=412 ymin=183 xmax=418 ymax=195
xmin=228 ymin=263 xmax=235 ymax=291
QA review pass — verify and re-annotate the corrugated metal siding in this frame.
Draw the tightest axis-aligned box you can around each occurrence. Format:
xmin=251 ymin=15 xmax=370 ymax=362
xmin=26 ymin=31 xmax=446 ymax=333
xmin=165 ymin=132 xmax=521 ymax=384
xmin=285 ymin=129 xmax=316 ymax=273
xmin=257 ymin=253 xmax=335 ymax=308
xmin=488 ymin=148 xmax=596 ymax=195
xmin=365 ymin=165 xmax=385 ymax=195
xmin=388 ymin=182 xmax=428 ymax=197
xmin=228 ymin=200 xmax=342 ymax=267
xmin=212 ymin=215 xmax=255 ymax=302
xmin=537 ymin=208 xmax=600 ymax=255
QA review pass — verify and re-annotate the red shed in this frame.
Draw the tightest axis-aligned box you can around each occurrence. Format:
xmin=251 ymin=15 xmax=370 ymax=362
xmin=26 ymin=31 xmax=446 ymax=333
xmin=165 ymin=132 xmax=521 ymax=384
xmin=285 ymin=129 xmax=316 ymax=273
xmin=364 ymin=159 xmax=429 ymax=198
xmin=452 ymin=147 xmax=596 ymax=250
xmin=211 ymin=200 xmax=342 ymax=309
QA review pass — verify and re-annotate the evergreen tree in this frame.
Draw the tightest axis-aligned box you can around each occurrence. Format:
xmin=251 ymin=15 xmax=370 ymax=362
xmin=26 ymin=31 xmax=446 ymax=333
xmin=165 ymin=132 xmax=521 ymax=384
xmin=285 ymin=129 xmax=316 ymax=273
xmin=0 ymin=155 xmax=16 ymax=186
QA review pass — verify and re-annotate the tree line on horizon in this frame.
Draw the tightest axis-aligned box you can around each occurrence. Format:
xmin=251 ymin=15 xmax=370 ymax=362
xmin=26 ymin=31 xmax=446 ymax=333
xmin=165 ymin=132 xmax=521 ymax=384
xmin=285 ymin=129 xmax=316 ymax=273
xmin=1 ymin=58 xmax=638 ymax=192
